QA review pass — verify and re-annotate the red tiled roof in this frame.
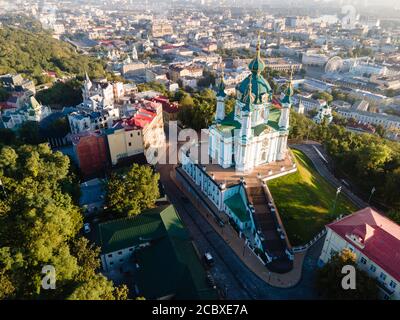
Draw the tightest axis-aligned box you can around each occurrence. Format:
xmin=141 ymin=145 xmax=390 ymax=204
xmin=327 ymin=207 xmax=400 ymax=282
xmin=112 ymin=105 xmax=157 ymax=130
xmin=272 ymin=97 xmax=282 ymax=108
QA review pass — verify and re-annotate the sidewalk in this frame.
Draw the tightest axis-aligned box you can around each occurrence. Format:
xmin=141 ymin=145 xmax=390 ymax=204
xmin=172 ymin=168 xmax=307 ymax=289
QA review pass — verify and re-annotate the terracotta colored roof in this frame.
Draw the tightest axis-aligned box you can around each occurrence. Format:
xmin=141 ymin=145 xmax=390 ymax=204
xmin=327 ymin=207 xmax=400 ymax=282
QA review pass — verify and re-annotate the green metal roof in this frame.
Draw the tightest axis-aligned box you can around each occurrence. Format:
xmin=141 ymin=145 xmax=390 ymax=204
xmin=253 ymin=123 xmax=271 ymax=136
xmin=215 ymin=111 xmax=241 ymax=137
xmin=224 ymin=193 xmax=250 ymax=223
xmin=236 ymin=74 xmax=271 ymax=105
xmin=96 ymin=207 xmax=166 ymax=254
xmin=216 ymin=77 xmax=226 ymax=98
xmin=281 ymin=82 xmax=294 ymax=105
xmin=267 ymin=108 xmax=281 ymax=131
xmin=96 ymin=205 xmax=218 ymax=300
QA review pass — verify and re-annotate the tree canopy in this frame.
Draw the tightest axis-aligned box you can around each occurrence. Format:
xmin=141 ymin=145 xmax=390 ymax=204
xmin=35 ymin=80 xmax=83 ymax=109
xmin=0 ymin=144 xmax=125 ymax=299
xmin=0 ymin=27 xmax=107 ymax=84
xmin=316 ymin=248 xmax=379 ymax=300
xmin=106 ymin=163 xmax=160 ymax=216
xmin=289 ymin=111 xmax=400 ymax=212
xmin=177 ymin=88 xmax=216 ymax=131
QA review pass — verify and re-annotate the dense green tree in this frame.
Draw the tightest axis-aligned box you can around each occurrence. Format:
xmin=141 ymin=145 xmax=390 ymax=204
xmin=0 ymin=27 xmax=107 ymax=83
xmin=316 ymin=248 xmax=379 ymax=300
xmin=312 ymin=91 xmax=333 ymax=104
xmin=388 ymin=209 xmax=400 ymax=225
xmin=177 ymin=89 xmax=216 ymax=130
xmin=68 ymin=274 xmax=128 ymax=300
xmin=18 ymin=121 xmax=45 ymax=145
xmin=106 ymin=164 xmax=160 ymax=216
xmin=0 ymin=129 xmax=17 ymax=146
xmin=36 ymin=80 xmax=83 ymax=108
xmin=41 ymin=116 xmax=71 ymax=139
xmin=0 ymin=144 xmax=123 ymax=299
xmin=70 ymin=237 xmax=101 ymax=283
xmin=225 ymin=96 xmax=236 ymax=114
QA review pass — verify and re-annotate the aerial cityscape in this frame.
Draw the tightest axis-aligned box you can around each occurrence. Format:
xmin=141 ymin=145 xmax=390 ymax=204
xmin=0 ymin=0 xmax=400 ymax=304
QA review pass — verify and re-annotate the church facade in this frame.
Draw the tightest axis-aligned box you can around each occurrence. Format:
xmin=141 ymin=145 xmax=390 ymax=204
xmin=208 ymin=41 xmax=292 ymax=172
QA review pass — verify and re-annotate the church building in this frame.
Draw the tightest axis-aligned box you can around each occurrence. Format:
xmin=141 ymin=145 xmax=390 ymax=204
xmin=208 ymin=39 xmax=292 ymax=172
xmin=177 ymin=38 xmax=297 ymax=273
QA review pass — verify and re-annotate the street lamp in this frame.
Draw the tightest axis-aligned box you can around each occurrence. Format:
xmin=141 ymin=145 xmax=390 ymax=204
xmin=368 ymin=186 xmax=376 ymax=205
xmin=333 ymin=186 xmax=342 ymax=214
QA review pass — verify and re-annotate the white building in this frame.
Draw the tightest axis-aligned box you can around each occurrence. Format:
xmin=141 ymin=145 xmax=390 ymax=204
xmin=1 ymin=96 xmax=51 ymax=129
xmin=336 ymin=108 xmax=400 ymax=130
xmin=319 ymin=207 xmax=400 ymax=300
xmin=314 ymin=103 xmax=333 ymax=125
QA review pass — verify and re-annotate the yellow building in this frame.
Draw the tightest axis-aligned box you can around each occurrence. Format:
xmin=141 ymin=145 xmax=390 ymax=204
xmin=106 ymin=125 xmax=144 ymax=165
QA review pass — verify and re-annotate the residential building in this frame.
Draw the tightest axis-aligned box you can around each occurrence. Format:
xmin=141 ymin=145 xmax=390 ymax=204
xmin=71 ymin=130 xmax=109 ymax=177
xmin=336 ymin=108 xmax=400 ymax=130
xmin=1 ymin=96 xmax=51 ymax=129
xmin=106 ymin=99 xmax=165 ymax=165
xmin=95 ymin=204 xmax=218 ymax=300
xmin=319 ymin=207 xmax=400 ymax=300
xmin=151 ymin=20 xmax=173 ymax=38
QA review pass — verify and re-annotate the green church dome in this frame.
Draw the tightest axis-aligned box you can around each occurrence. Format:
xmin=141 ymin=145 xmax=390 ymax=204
xmin=236 ymin=36 xmax=272 ymax=104
xmin=237 ymin=75 xmax=271 ymax=104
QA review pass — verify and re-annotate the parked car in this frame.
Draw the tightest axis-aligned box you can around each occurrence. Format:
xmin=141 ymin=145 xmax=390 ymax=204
xmin=83 ymin=223 xmax=91 ymax=233
xmin=204 ymin=252 xmax=214 ymax=266
xmin=206 ymin=272 xmax=217 ymax=289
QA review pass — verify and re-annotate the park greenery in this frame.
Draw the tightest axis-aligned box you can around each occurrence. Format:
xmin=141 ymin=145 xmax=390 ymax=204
xmin=35 ymin=79 xmax=83 ymax=108
xmin=289 ymin=111 xmax=400 ymax=213
xmin=177 ymin=88 xmax=217 ymax=131
xmin=0 ymin=27 xmax=108 ymax=85
xmin=267 ymin=149 xmax=357 ymax=245
xmin=0 ymin=144 xmax=127 ymax=299
xmin=106 ymin=164 xmax=160 ymax=216
xmin=316 ymin=248 xmax=379 ymax=300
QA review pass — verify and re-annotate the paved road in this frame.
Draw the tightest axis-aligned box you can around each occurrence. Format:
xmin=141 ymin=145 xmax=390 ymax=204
xmin=291 ymin=143 xmax=367 ymax=209
xmin=158 ymin=161 xmax=321 ymax=300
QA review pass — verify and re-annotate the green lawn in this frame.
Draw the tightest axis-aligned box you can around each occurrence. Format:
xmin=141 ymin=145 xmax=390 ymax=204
xmin=267 ymin=149 xmax=357 ymax=246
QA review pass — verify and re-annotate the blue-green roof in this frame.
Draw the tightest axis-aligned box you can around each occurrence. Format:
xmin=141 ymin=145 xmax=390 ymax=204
xmin=216 ymin=78 xmax=226 ymax=98
xmin=267 ymin=108 xmax=282 ymax=131
xmin=224 ymin=193 xmax=250 ymax=223
xmin=215 ymin=111 xmax=241 ymax=137
xmin=281 ymin=82 xmax=294 ymax=105
xmin=236 ymin=74 xmax=272 ymax=105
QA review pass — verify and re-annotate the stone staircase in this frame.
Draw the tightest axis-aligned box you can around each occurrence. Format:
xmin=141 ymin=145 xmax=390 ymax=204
xmin=247 ymin=186 xmax=293 ymax=273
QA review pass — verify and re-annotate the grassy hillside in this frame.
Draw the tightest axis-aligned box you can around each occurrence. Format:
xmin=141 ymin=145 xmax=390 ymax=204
xmin=268 ymin=149 xmax=357 ymax=246
xmin=0 ymin=27 xmax=106 ymax=84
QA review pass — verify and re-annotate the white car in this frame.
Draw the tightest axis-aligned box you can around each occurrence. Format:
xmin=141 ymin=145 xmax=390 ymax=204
xmin=204 ymin=252 xmax=214 ymax=266
xmin=83 ymin=223 xmax=91 ymax=234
